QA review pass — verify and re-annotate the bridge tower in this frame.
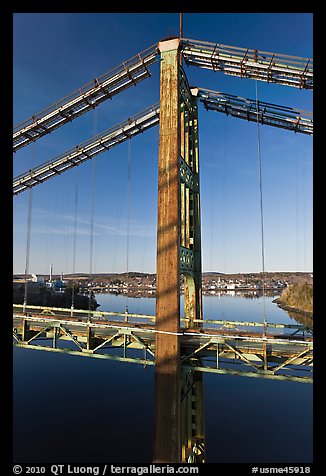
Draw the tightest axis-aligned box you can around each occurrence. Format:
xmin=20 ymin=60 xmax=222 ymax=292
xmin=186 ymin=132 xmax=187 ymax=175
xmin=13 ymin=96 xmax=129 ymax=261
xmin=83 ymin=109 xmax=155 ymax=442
xmin=153 ymin=37 xmax=205 ymax=463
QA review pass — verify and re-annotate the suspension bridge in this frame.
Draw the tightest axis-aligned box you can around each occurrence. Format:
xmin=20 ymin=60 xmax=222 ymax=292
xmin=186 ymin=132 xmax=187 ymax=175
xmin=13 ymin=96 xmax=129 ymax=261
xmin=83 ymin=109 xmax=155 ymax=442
xmin=13 ymin=35 xmax=313 ymax=463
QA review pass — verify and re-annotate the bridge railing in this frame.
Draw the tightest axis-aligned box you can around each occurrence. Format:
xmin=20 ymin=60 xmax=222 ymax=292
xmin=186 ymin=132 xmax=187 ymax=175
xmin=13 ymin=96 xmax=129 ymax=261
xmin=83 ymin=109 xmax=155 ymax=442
xmin=12 ymin=305 xmax=313 ymax=384
xmin=13 ymin=303 xmax=312 ymax=334
xmin=181 ymin=38 xmax=313 ymax=89
xmin=13 ymin=103 xmax=160 ymax=195
xmin=13 ymin=43 xmax=159 ymax=151
xmin=198 ymin=88 xmax=313 ymax=135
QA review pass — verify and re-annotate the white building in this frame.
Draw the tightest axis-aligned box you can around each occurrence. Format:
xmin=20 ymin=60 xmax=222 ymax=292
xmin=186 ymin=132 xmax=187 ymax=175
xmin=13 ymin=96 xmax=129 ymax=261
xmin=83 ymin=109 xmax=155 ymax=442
xmin=226 ymin=283 xmax=236 ymax=290
xmin=31 ymin=274 xmax=45 ymax=284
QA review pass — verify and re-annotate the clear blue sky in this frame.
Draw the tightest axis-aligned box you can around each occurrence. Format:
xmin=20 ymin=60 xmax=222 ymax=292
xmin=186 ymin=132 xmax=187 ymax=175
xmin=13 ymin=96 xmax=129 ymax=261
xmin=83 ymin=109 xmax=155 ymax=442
xmin=13 ymin=13 xmax=313 ymax=275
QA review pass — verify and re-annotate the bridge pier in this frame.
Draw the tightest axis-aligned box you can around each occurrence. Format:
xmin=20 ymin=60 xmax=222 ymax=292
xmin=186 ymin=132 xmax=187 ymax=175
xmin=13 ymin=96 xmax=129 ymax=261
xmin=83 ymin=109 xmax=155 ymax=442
xmin=153 ymin=38 xmax=204 ymax=463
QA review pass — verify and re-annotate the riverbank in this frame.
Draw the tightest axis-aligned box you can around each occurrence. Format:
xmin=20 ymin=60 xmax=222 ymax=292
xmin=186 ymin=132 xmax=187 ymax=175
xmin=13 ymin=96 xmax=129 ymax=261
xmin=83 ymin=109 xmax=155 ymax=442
xmin=13 ymin=285 xmax=99 ymax=310
xmin=273 ymin=282 xmax=313 ymax=322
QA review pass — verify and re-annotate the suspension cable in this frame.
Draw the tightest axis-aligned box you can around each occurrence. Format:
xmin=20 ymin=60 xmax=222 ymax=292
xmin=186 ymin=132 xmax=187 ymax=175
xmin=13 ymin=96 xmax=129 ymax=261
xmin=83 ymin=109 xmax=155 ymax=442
xmin=294 ymin=133 xmax=300 ymax=271
xmin=23 ymin=144 xmax=36 ymax=312
xmin=71 ymin=170 xmax=79 ymax=316
xmin=88 ymin=110 xmax=97 ymax=316
xmin=255 ymin=80 xmax=267 ymax=337
xmin=125 ymin=139 xmax=131 ymax=321
xmin=23 ymin=187 xmax=33 ymax=312
xmin=302 ymin=151 xmax=307 ymax=273
xmin=221 ymin=118 xmax=229 ymax=274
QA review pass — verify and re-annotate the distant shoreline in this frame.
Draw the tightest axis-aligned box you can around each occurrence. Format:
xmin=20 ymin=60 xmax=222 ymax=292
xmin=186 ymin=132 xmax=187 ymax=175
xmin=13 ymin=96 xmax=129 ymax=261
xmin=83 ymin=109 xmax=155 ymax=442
xmin=274 ymin=298 xmax=313 ymax=319
xmin=13 ymin=271 xmax=313 ymax=279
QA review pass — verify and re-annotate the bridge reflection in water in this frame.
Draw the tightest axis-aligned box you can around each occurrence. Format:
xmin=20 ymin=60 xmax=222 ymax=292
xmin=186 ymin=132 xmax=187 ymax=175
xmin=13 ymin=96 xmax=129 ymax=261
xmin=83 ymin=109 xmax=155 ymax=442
xmin=13 ymin=303 xmax=312 ymax=462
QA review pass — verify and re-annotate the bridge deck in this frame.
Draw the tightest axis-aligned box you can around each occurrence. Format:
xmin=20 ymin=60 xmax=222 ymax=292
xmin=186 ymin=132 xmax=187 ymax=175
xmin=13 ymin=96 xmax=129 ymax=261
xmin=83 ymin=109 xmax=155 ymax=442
xmin=13 ymin=305 xmax=313 ymax=384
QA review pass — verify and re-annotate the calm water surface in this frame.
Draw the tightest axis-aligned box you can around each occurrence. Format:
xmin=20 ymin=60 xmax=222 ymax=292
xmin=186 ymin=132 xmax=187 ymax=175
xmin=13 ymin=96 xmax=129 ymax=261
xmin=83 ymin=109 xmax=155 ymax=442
xmin=13 ymin=294 xmax=313 ymax=463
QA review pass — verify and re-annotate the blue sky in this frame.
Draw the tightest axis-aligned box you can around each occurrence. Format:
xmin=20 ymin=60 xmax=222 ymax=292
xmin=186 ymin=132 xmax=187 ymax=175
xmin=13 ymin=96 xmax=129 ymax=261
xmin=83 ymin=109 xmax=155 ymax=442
xmin=13 ymin=13 xmax=313 ymax=275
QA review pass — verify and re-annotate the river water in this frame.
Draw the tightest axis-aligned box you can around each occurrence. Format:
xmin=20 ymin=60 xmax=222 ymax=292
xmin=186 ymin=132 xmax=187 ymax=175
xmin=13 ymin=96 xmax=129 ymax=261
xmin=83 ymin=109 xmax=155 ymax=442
xmin=13 ymin=293 xmax=313 ymax=463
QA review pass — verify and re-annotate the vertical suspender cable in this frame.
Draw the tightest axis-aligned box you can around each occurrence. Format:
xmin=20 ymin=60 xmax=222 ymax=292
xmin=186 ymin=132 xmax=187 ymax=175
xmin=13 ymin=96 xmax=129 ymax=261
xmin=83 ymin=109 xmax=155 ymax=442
xmin=71 ymin=171 xmax=79 ymax=316
xmin=23 ymin=187 xmax=33 ymax=312
xmin=294 ymin=134 xmax=300 ymax=271
xmin=255 ymin=81 xmax=267 ymax=337
xmin=23 ymin=143 xmax=36 ymax=312
xmin=302 ymin=153 xmax=307 ymax=272
xmin=88 ymin=166 xmax=96 ymax=314
xmin=295 ymin=138 xmax=299 ymax=270
xmin=88 ymin=110 xmax=97 ymax=316
xmin=221 ymin=119 xmax=229 ymax=274
xmin=125 ymin=139 xmax=131 ymax=321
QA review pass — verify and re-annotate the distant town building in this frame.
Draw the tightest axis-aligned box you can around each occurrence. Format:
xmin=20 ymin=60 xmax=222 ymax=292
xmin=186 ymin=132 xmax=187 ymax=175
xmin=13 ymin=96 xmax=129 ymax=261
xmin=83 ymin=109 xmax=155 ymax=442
xmin=31 ymin=274 xmax=45 ymax=284
xmin=46 ymin=278 xmax=66 ymax=292
xmin=52 ymin=280 xmax=66 ymax=292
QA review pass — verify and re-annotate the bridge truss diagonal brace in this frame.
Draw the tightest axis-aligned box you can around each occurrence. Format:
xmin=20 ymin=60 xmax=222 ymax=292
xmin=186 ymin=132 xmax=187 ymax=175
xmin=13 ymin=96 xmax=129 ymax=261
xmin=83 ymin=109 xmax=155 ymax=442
xmin=18 ymin=318 xmax=86 ymax=352
xmin=24 ymin=324 xmax=54 ymax=345
xmin=58 ymin=324 xmax=85 ymax=351
xmin=224 ymin=341 xmax=262 ymax=371
xmin=130 ymin=332 xmax=155 ymax=358
xmin=181 ymin=340 xmax=212 ymax=363
xmin=91 ymin=332 xmax=121 ymax=353
xmin=13 ymin=331 xmax=20 ymax=343
xmin=272 ymin=347 xmax=312 ymax=373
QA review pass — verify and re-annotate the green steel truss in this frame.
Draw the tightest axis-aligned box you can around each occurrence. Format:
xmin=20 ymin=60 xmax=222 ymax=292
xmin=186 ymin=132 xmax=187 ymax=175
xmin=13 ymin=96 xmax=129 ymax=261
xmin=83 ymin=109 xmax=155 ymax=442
xmin=13 ymin=306 xmax=313 ymax=384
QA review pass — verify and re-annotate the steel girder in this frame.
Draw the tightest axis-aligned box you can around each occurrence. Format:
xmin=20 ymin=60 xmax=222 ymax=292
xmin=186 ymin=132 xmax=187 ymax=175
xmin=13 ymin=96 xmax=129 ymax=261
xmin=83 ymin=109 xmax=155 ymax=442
xmin=13 ymin=103 xmax=160 ymax=195
xmin=13 ymin=37 xmax=313 ymax=153
xmin=13 ymin=44 xmax=159 ymax=151
xmin=198 ymin=88 xmax=313 ymax=135
xmin=181 ymin=38 xmax=313 ymax=89
xmin=13 ymin=311 xmax=313 ymax=383
xmin=13 ymin=93 xmax=313 ymax=196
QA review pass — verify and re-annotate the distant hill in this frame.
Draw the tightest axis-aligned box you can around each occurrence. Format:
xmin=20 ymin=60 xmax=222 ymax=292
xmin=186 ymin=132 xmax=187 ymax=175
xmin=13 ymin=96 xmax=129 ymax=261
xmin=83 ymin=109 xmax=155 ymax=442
xmin=202 ymin=272 xmax=225 ymax=276
xmin=13 ymin=271 xmax=312 ymax=283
